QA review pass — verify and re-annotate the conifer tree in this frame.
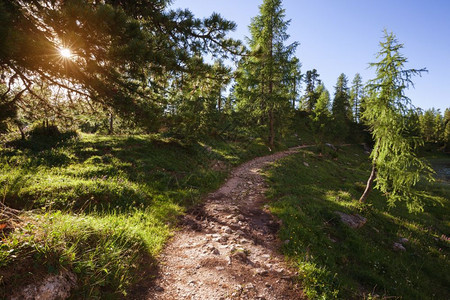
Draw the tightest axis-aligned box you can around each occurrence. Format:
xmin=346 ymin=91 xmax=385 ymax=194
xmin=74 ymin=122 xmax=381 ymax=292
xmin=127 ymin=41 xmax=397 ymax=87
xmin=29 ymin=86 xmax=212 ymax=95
xmin=234 ymin=0 xmax=299 ymax=148
xmin=302 ymin=69 xmax=321 ymax=111
xmin=444 ymin=108 xmax=450 ymax=150
xmin=331 ymin=73 xmax=351 ymax=140
xmin=350 ymin=73 xmax=364 ymax=123
xmin=0 ymin=0 xmax=241 ymax=132
xmin=359 ymin=31 xmax=433 ymax=211
xmin=311 ymin=83 xmax=331 ymax=148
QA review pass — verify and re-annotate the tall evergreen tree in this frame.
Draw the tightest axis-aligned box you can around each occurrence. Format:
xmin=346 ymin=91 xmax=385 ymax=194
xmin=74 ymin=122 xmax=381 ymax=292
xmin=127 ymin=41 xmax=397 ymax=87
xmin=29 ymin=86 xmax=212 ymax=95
xmin=234 ymin=0 xmax=299 ymax=148
xmin=331 ymin=73 xmax=351 ymax=140
xmin=311 ymin=83 xmax=331 ymax=148
xmin=444 ymin=108 xmax=450 ymax=150
xmin=359 ymin=31 xmax=433 ymax=211
xmin=419 ymin=109 xmax=438 ymax=142
xmin=350 ymin=73 xmax=364 ymax=123
xmin=302 ymin=69 xmax=321 ymax=111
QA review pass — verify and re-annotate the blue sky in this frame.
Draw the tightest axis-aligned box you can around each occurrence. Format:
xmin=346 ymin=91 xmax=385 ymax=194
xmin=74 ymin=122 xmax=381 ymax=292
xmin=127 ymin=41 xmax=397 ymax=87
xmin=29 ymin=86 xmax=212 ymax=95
xmin=171 ymin=0 xmax=449 ymax=112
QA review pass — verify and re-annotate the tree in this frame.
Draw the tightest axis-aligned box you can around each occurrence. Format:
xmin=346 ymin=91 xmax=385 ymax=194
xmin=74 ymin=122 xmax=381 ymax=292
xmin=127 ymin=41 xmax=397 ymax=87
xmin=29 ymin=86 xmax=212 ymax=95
xmin=302 ymin=69 xmax=321 ymax=111
xmin=311 ymin=83 xmax=331 ymax=148
xmin=419 ymin=108 xmax=438 ymax=142
xmin=350 ymin=73 xmax=364 ymax=123
xmin=331 ymin=73 xmax=351 ymax=140
xmin=0 ymin=0 xmax=241 ymax=133
xmin=288 ymin=57 xmax=302 ymax=109
xmin=444 ymin=108 xmax=450 ymax=150
xmin=234 ymin=0 xmax=299 ymax=148
xmin=359 ymin=31 xmax=433 ymax=211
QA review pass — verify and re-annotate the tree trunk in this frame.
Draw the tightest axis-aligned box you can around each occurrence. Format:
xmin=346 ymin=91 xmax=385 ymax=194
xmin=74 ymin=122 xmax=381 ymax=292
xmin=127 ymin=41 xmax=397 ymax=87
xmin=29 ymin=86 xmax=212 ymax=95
xmin=268 ymin=21 xmax=274 ymax=149
xmin=18 ymin=124 xmax=25 ymax=140
xmin=269 ymin=108 xmax=274 ymax=148
xmin=108 ymin=113 xmax=114 ymax=135
xmin=359 ymin=163 xmax=376 ymax=203
xmin=293 ymin=76 xmax=296 ymax=109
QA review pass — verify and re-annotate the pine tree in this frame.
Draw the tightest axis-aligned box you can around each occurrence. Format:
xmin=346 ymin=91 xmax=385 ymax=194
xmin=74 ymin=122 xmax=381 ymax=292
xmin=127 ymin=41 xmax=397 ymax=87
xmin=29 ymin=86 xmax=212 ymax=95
xmin=359 ymin=31 xmax=434 ymax=211
xmin=331 ymin=73 xmax=351 ymax=140
xmin=0 ymin=0 xmax=241 ymax=133
xmin=350 ymin=73 xmax=364 ymax=123
xmin=234 ymin=0 xmax=299 ymax=148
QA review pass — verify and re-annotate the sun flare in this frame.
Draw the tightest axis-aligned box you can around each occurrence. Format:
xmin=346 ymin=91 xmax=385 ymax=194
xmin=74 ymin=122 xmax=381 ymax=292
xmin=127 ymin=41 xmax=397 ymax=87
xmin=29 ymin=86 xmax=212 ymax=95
xmin=59 ymin=48 xmax=72 ymax=58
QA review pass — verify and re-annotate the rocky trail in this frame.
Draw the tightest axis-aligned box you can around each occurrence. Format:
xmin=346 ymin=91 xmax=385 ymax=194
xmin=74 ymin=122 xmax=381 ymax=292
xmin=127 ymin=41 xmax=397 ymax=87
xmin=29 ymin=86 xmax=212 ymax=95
xmin=130 ymin=146 xmax=310 ymax=300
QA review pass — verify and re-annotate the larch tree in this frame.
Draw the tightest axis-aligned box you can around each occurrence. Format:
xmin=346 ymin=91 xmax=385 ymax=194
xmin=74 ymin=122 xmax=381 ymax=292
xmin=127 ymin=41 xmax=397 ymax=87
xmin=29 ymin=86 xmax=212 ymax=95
xmin=359 ymin=31 xmax=434 ymax=211
xmin=234 ymin=0 xmax=299 ymax=148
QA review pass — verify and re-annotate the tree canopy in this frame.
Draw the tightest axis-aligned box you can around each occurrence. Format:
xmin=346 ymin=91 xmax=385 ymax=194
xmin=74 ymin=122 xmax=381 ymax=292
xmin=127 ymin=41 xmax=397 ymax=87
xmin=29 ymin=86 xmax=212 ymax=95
xmin=0 ymin=0 xmax=241 ymax=130
xmin=360 ymin=30 xmax=434 ymax=211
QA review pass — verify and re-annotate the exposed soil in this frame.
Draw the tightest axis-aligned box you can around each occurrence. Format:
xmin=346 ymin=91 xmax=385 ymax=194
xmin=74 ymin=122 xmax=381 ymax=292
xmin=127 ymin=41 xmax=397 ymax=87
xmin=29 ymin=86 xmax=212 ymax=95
xmin=131 ymin=146 xmax=309 ymax=300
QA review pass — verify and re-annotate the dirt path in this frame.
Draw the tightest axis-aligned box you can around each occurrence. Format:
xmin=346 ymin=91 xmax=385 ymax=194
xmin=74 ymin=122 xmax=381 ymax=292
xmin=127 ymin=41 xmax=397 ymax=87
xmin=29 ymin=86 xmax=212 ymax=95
xmin=134 ymin=146 xmax=309 ymax=300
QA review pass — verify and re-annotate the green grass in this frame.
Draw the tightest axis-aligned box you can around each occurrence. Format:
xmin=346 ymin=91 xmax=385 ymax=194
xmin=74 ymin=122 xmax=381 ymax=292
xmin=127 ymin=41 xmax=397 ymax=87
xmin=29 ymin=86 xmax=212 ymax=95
xmin=265 ymin=145 xmax=449 ymax=299
xmin=0 ymin=133 xmax=273 ymax=298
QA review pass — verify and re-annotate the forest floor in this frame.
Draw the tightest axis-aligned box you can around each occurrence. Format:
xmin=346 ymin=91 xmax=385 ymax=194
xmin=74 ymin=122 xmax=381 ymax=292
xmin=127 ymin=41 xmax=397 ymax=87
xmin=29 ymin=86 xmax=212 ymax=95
xmin=129 ymin=146 xmax=310 ymax=300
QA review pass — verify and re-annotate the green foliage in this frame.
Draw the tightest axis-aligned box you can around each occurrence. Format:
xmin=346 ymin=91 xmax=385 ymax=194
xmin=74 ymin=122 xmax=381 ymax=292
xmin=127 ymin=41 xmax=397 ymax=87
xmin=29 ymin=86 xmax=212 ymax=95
xmin=233 ymin=0 xmax=299 ymax=147
xmin=350 ymin=73 xmax=364 ymax=123
xmin=266 ymin=146 xmax=449 ymax=299
xmin=302 ymin=69 xmax=321 ymax=111
xmin=363 ymin=31 xmax=434 ymax=211
xmin=331 ymin=73 xmax=352 ymax=141
xmin=0 ymin=134 xmax=271 ymax=296
xmin=0 ymin=0 xmax=241 ymax=132
xmin=419 ymin=108 xmax=447 ymax=145
xmin=311 ymin=84 xmax=331 ymax=148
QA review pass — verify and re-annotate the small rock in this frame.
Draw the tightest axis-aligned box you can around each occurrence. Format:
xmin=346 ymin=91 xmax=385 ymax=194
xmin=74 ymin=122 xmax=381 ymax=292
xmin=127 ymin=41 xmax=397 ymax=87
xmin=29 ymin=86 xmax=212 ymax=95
xmin=335 ymin=211 xmax=367 ymax=229
xmin=399 ymin=237 xmax=409 ymax=244
xmin=245 ymin=283 xmax=255 ymax=290
xmin=255 ymin=268 xmax=269 ymax=276
xmin=231 ymin=248 xmax=248 ymax=262
xmin=325 ymin=143 xmax=337 ymax=151
xmin=215 ymin=235 xmax=229 ymax=244
xmin=154 ymin=286 xmax=164 ymax=292
xmin=212 ymin=248 xmax=220 ymax=255
xmin=216 ymin=266 xmax=225 ymax=271
xmin=393 ymin=242 xmax=406 ymax=252
xmin=236 ymin=230 xmax=245 ymax=236
xmin=237 ymin=215 xmax=246 ymax=221
xmin=222 ymin=226 xmax=233 ymax=234
xmin=303 ymin=162 xmax=309 ymax=167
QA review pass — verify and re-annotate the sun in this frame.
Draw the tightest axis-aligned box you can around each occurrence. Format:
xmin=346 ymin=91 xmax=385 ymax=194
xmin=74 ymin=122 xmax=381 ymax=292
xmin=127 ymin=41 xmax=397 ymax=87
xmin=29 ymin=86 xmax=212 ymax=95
xmin=59 ymin=48 xmax=72 ymax=59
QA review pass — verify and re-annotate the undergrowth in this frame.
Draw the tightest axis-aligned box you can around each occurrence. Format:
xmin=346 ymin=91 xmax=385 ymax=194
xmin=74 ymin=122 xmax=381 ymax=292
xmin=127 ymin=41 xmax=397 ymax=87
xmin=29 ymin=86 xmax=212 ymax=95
xmin=0 ymin=133 xmax=272 ymax=298
xmin=266 ymin=145 xmax=449 ymax=299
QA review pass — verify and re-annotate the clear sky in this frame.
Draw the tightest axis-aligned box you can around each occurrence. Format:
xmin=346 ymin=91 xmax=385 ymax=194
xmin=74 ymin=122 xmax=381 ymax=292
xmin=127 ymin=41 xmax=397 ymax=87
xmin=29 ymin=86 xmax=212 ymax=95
xmin=171 ymin=0 xmax=449 ymax=112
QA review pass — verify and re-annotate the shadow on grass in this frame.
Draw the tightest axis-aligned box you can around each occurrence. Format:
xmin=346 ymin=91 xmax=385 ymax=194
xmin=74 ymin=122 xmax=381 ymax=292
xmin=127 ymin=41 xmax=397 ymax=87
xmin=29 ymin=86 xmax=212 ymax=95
xmin=265 ymin=146 xmax=450 ymax=299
